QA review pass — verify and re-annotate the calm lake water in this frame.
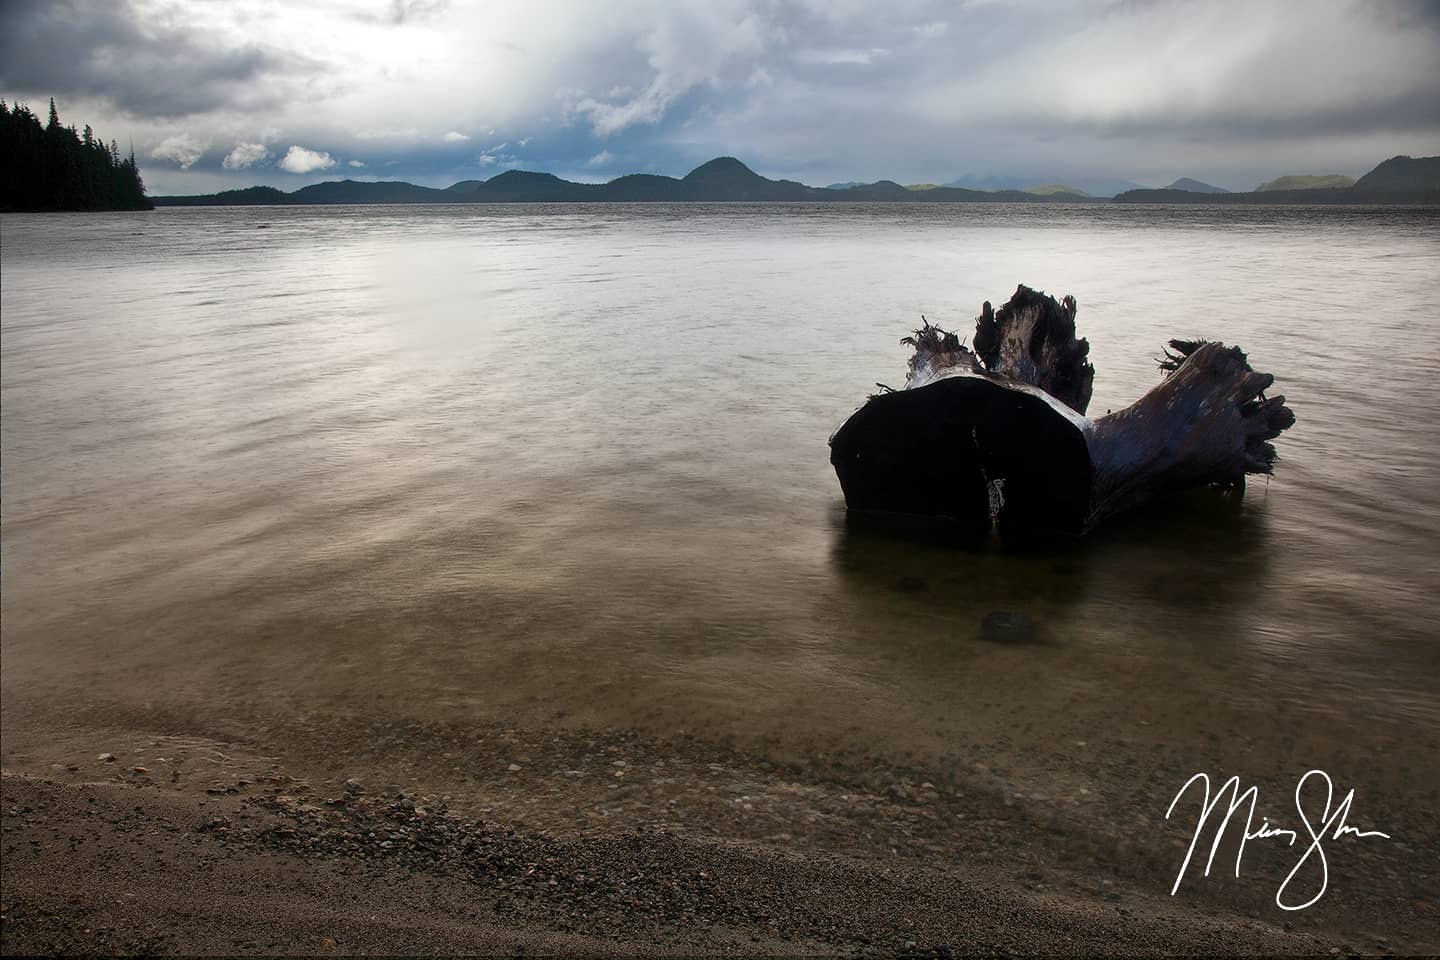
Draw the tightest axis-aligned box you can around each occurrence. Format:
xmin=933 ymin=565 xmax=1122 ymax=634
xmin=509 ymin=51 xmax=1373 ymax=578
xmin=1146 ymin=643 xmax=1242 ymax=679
xmin=3 ymin=203 xmax=1439 ymax=817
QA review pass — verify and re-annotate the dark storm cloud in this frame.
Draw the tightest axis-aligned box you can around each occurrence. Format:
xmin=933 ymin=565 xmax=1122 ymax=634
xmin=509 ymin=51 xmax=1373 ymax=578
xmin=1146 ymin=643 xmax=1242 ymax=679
xmin=0 ymin=0 xmax=314 ymax=118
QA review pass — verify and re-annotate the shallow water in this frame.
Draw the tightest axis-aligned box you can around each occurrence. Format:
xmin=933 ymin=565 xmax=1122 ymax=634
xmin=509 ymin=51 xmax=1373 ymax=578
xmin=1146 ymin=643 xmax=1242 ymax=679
xmin=3 ymin=203 xmax=1439 ymax=808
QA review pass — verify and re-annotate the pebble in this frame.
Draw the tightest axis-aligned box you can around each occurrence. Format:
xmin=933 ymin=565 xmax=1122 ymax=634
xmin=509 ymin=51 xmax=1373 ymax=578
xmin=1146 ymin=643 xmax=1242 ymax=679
xmin=97 ymin=753 xmax=116 ymax=763
xmin=507 ymin=763 xmax=522 ymax=772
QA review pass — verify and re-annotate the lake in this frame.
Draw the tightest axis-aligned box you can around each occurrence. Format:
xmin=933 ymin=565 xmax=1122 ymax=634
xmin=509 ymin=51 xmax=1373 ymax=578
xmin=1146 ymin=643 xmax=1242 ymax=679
xmin=3 ymin=203 xmax=1438 ymax=932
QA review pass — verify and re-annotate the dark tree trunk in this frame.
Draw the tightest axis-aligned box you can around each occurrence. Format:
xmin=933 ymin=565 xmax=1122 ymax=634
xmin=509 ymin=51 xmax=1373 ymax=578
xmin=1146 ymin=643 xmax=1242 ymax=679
xmin=829 ymin=285 xmax=1295 ymax=541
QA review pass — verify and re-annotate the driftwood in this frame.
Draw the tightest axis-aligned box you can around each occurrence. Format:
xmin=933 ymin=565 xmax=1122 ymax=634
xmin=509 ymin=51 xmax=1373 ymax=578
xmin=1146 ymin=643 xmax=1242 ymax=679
xmin=829 ymin=284 xmax=1295 ymax=542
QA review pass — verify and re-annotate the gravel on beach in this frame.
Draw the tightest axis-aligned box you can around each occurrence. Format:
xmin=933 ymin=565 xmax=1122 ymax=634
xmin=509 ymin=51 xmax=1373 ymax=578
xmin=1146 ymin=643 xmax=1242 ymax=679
xmin=1 ymin=772 xmax=1356 ymax=956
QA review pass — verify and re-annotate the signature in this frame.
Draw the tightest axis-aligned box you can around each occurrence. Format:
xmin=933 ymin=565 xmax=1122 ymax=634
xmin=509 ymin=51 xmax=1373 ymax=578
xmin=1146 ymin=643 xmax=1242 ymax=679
xmin=1165 ymin=769 xmax=1391 ymax=911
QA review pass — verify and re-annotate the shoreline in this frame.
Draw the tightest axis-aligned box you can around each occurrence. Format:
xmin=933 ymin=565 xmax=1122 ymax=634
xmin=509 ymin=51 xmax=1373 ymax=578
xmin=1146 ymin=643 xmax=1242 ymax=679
xmin=0 ymin=772 xmax=1331 ymax=956
xmin=4 ymin=710 xmax=1430 ymax=956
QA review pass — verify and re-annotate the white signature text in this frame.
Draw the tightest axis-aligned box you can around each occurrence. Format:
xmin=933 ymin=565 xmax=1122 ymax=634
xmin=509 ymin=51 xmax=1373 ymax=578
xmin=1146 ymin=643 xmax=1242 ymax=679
xmin=1165 ymin=769 xmax=1391 ymax=911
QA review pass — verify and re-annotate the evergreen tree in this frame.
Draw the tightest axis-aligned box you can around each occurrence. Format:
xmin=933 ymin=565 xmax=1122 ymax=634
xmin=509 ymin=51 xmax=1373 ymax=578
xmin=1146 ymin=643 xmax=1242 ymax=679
xmin=1 ymin=98 xmax=153 ymax=211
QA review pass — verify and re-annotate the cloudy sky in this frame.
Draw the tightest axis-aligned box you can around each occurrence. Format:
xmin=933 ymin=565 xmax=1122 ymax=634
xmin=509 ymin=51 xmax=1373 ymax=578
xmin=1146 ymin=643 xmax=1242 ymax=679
xmin=2 ymin=0 xmax=1438 ymax=195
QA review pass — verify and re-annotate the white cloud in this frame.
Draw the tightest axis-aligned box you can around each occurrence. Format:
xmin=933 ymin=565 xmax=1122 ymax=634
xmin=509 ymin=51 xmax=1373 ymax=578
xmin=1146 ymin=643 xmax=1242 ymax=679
xmin=221 ymin=142 xmax=269 ymax=169
xmin=587 ymin=150 xmax=614 ymax=166
xmin=150 ymin=133 xmax=207 ymax=169
xmin=474 ymin=140 xmax=517 ymax=167
xmin=278 ymin=145 xmax=336 ymax=173
xmin=793 ymin=47 xmax=889 ymax=66
xmin=355 ymin=127 xmax=421 ymax=140
xmin=348 ymin=159 xmax=366 ymax=167
xmin=442 ymin=130 xmax=470 ymax=142
xmin=566 ymin=4 xmax=769 ymax=136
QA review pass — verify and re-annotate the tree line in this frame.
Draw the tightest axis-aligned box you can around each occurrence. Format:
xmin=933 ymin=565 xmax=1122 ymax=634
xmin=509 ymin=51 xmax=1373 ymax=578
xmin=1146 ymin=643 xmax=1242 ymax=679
xmin=1 ymin=99 xmax=152 ymax=211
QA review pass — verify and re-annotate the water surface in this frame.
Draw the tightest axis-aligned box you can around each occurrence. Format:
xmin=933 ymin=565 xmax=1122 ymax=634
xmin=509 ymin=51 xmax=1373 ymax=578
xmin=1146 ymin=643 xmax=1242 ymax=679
xmin=3 ymin=203 xmax=1438 ymax=812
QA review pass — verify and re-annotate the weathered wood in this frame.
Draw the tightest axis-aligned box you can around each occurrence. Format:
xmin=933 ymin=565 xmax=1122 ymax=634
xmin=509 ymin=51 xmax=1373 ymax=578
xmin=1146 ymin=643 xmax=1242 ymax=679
xmin=973 ymin=286 xmax=1094 ymax=413
xmin=829 ymin=286 xmax=1295 ymax=541
xmin=1085 ymin=339 xmax=1295 ymax=529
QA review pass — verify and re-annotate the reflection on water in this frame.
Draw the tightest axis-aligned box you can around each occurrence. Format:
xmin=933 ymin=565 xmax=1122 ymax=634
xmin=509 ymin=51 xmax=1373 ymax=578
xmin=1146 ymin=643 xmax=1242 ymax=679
xmin=2 ymin=203 xmax=1438 ymax=802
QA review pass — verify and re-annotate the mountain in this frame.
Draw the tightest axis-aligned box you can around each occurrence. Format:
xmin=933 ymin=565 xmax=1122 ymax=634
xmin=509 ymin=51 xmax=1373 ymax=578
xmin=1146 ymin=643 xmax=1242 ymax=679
xmin=680 ymin=156 xmax=816 ymax=200
xmin=156 ymin=185 xmax=290 ymax=206
xmin=594 ymin=173 xmax=689 ymax=202
xmin=468 ymin=170 xmax=591 ymax=202
xmin=290 ymin=180 xmax=452 ymax=203
xmin=1115 ymin=155 xmax=1438 ymax=204
xmin=1352 ymin=155 xmax=1440 ymax=193
xmin=829 ymin=179 xmax=912 ymax=201
xmin=823 ymin=181 xmax=865 ymax=190
xmin=1163 ymin=177 xmax=1229 ymax=194
xmin=1255 ymin=174 xmax=1355 ymax=191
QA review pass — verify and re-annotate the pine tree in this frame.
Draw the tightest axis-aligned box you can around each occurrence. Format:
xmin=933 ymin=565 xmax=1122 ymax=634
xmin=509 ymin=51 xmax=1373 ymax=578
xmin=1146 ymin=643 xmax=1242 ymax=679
xmin=0 ymin=98 xmax=153 ymax=210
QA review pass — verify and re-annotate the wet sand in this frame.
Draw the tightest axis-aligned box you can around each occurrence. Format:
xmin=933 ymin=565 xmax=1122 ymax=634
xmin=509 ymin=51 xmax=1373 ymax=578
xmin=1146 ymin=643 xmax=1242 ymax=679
xmin=4 ymin=708 xmax=1434 ymax=956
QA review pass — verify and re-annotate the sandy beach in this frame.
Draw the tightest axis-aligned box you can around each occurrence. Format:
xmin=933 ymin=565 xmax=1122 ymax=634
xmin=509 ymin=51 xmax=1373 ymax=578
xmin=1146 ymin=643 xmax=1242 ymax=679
xmin=4 ymin=705 xmax=1435 ymax=956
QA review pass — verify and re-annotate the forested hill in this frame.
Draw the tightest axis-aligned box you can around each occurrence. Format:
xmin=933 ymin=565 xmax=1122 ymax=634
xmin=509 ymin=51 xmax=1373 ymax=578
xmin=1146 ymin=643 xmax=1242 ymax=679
xmin=155 ymin=157 xmax=1098 ymax=205
xmin=1 ymin=100 xmax=152 ymax=212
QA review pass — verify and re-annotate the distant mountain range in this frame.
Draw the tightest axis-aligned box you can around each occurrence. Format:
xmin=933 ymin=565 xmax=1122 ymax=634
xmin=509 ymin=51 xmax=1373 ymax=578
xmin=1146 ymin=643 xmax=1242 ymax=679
xmin=154 ymin=155 xmax=1440 ymax=207
xmin=157 ymin=158 xmax=1102 ymax=206
xmin=1116 ymin=156 xmax=1440 ymax=204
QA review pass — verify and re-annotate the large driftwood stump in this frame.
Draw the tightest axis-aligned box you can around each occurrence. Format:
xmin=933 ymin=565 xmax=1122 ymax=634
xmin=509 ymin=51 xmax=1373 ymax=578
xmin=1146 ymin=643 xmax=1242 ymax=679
xmin=829 ymin=284 xmax=1295 ymax=541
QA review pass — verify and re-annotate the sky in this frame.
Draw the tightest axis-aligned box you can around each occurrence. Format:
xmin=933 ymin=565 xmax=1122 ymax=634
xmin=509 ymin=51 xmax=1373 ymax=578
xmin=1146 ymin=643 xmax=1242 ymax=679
xmin=2 ymin=0 xmax=1439 ymax=195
